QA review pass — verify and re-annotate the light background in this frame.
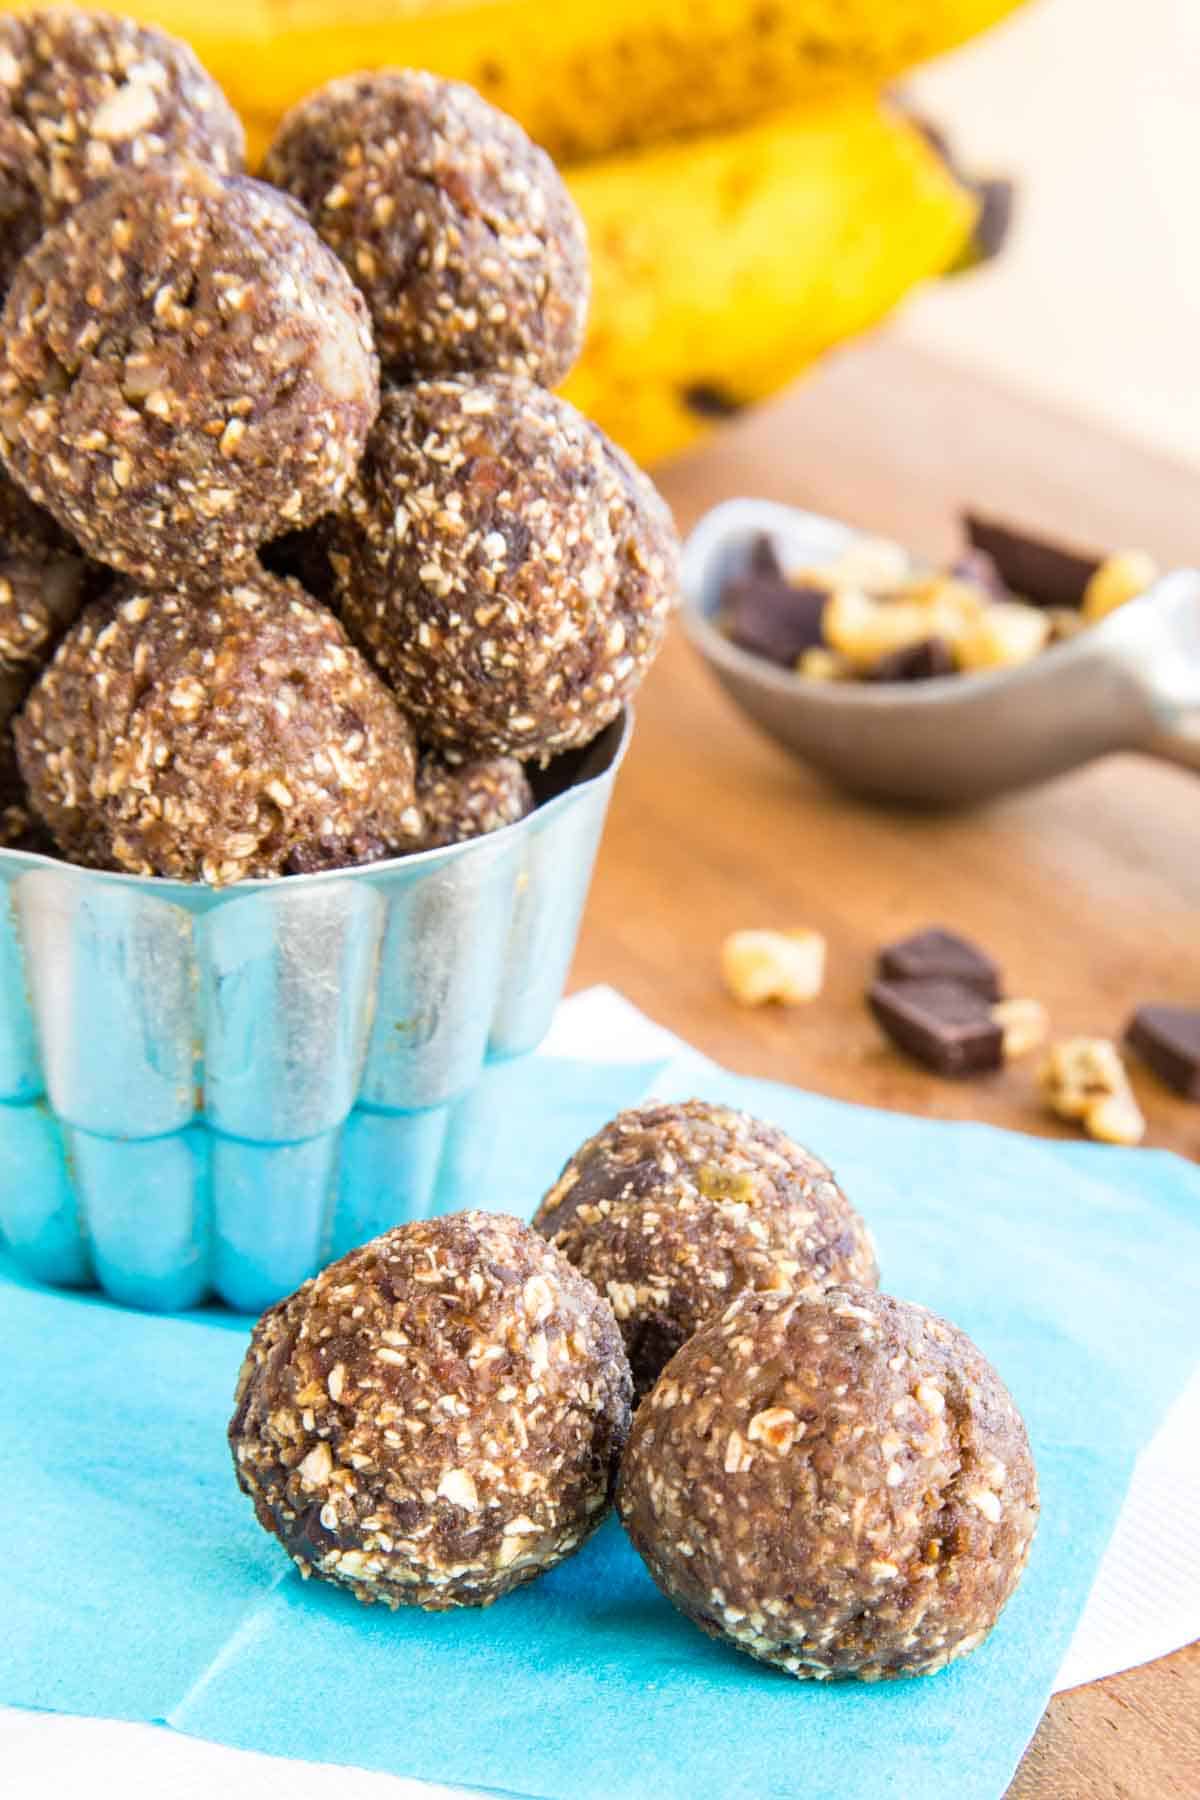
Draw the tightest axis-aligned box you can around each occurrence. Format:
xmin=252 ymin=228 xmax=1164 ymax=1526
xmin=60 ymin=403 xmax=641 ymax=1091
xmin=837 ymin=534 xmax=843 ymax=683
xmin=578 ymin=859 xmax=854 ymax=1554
xmin=899 ymin=0 xmax=1200 ymax=463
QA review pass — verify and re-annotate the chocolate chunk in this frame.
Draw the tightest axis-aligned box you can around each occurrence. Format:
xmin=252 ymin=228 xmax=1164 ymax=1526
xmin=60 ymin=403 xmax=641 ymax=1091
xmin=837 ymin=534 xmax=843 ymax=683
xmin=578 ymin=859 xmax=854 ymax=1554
xmin=748 ymin=532 xmax=783 ymax=579
xmin=1125 ymin=1005 xmax=1200 ymax=1100
xmin=869 ymin=978 xmax=1004 ymax=1076
xmin=868 ymin=636 xmax=956 ymax=683
xmin=877 ymin=927 xmax=1002 ymax=1000
xmin=722 ymin=550 xmax=829 ymax=666
xmin=962 ymin=515 xmax=1102 ymax=609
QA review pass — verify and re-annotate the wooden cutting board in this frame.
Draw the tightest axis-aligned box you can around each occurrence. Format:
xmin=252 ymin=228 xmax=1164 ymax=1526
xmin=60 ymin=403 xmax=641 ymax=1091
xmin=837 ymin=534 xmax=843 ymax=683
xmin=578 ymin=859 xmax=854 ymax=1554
xmin=572 ymin=333 xmax=1200 ymax=1797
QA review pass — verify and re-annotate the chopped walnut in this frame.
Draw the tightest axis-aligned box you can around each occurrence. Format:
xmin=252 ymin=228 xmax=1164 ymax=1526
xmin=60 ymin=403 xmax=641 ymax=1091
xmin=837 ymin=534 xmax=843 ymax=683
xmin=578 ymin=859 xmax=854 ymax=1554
xmin=721 ymin=927 xmax=826 ymax=1007
xmin=990 ymin=997 xmax=1050 ymax=1060
xmin=1081 ymin=550 xmax=1160 ymax=623
xmin=956 ymin=599 xmax=1050 ymax=672
xmin=814 ymin=535 xmax=912 ymax=596
xmin=1038 ymin=1037 xmax=1146 ymax=1146
xmin=796 ymin=646 xmax=852 ymax=681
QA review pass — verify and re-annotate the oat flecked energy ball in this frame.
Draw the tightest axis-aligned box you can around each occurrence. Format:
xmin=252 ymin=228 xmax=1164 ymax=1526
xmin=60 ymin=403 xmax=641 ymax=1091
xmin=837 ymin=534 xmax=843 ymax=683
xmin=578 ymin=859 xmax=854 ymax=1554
xmin=0 ymin=162 xmax=379 ymax=584
xmin=0 ymin=736 xmax=42 ymax=848
xmin=0 ymin=10 xmax=244 ymax=293
xmin=0 ymin=549 xmax=92 ymax=675
xmin=0 ymin=468 xmax=97 ymax=848
xmin=331 ymin=375 xmax=679 ymax=760
xmin=414 ymin=749 xmax=534 ymax=849
xmin=618 ymin=1285 xmax=1039 ymax=1680
xmin=229 ymin=1211 xmax=633 ymax=1609
xmin=533 ymin=1100 xmax=878 ymax=1398
xmin=264 ymin=70 xmax=588 ymax=386
xmin=15 ymin=571 xmax=421 ymax=882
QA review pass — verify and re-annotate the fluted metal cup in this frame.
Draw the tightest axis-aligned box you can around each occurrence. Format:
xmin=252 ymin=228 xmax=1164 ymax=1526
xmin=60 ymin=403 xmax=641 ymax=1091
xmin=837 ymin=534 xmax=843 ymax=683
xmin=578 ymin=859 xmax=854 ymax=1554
xmin=0 ymin=712 xmax=629 ymax=1312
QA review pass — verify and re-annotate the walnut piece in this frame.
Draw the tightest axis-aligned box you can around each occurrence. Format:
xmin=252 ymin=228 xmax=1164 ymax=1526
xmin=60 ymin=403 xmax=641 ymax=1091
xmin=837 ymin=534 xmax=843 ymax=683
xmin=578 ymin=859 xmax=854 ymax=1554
xmin=1081 ymin=550 xmax=1159 ymax=623
xmin=721 ymin=927 xmax=826 ymax=1006
xmin=990 ymin=997 xmax=1050 ymax=1060
xmin=1038 ymin=1037 xmax=1146 ymax=1146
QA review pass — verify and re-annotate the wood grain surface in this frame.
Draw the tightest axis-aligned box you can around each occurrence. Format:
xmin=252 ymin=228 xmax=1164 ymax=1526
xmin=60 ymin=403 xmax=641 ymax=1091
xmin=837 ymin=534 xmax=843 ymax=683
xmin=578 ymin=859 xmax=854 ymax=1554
xmin=572 ymin=333 xmax=1200 ymax=1796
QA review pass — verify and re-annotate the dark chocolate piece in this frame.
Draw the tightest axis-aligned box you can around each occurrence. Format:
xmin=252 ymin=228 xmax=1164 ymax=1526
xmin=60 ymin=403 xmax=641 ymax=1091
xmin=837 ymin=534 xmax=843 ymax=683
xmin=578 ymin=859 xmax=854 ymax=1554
xmin=748 ymin=532 xmax=783 ymax=579
xmin=1125 ymin=1005 xmax=1200 ymax=1101
xmin=868 ymin=978 xmax=1004 ymax=1077
xmin=962 ymin=514 xmax=1101 ymax=610
xmin=877 ymin=926 xmax=1002 ymax=1000
xmin=868 ymin=636 xmax=956 ymax=683
xmin=722 ymin=550 xmax=829 ymax=666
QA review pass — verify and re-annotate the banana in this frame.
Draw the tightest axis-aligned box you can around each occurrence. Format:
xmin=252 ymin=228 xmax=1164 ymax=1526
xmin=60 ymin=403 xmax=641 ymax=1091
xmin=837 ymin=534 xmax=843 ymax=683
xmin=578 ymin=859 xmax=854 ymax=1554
xmin=0 ymin=8 xmax=993 ymax=467
xmin=560 ymin=98 xmax=980 ymax=466
xmin=9 ymin=1 xmax=1025 ymax=164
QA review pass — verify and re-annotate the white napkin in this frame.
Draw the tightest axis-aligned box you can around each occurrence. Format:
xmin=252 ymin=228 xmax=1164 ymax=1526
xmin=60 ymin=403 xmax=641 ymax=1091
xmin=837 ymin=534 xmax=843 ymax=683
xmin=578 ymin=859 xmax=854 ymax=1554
xmin=5 ymin=985 xmax=1196 ymax=1794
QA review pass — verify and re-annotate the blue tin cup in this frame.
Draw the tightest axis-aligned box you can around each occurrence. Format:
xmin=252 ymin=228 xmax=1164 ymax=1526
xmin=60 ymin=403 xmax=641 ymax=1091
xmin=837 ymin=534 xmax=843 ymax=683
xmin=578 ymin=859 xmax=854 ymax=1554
xmin=0 ymin=711 xmax=629 ymax=1312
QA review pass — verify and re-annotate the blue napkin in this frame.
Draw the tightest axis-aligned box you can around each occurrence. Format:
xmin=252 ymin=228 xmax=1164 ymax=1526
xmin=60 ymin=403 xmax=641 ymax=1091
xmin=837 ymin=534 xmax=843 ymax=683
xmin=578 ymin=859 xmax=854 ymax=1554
xmin=5 ymin=1053 xmax=1200 ymax=1800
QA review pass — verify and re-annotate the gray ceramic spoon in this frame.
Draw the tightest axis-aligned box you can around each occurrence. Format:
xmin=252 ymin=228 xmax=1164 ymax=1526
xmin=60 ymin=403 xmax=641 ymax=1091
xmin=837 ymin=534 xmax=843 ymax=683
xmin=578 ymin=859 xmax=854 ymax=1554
xmin=681 ymin=498 xmax=1200 ymax=806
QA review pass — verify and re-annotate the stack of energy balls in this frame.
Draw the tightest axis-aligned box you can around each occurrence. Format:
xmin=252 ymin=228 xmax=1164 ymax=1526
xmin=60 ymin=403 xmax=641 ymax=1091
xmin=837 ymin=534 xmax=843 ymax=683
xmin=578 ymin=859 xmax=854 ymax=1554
xmin=0 ymin=11 xmax=678 ymax=880
xmin=230 ymin=1098 xmax=1039 ymax=1683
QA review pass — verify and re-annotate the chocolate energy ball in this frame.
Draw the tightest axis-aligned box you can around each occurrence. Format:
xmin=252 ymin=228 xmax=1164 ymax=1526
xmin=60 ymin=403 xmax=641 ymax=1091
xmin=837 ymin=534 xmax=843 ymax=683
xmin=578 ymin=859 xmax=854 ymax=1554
xmin=0 ymin=162 xmax=379 ymax=585
xmin=0 ymin=10 xmax=244 ymax=293
xmin=618 ymin=1286 xmax=1039 ymax=1680
xmin=414 ymin=749 xmax=533 ymax=850
xmin=0 ymin=551 xmax=91 ymax=676
xmin=229 ymin=1210 xmax=633 ymax=1610
xmin=0 ymin=469 xmax=98 ymax=849
xmin=0 ymin=111 xmax=43 ymax=300
xmin=0 ymin=460 xmax=78 ymax=558
xmin=0 ymin=734 xmax=40 ymax=848
xmin=264 ymin=70 xmax=588 ymax=387
xmin=15 ymin=571 xmax=421 ymax=883
xmin=330 ymin=375 xmax=679 ymax=761
xmin=533 ymin=1100 xmax=878 ymax=1399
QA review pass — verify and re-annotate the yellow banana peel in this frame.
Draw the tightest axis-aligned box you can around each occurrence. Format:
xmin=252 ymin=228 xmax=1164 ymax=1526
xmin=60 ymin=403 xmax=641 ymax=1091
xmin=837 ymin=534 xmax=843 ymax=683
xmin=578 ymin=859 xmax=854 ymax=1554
xmin=6 ymin=0 xmax=1024 ymax=164
xmin=561 ymin=99 xmax=980 ymax=465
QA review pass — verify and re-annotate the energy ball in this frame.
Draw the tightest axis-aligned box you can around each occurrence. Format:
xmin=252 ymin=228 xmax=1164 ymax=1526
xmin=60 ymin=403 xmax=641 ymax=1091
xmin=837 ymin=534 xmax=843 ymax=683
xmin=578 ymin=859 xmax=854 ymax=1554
xmin=15 ymin=571 xmax=421 ymax=883
xmin=0 ymin=10 xmax=244 ymax=293
xmin=330 ymin=375 xmax=679 ymax=760
xmin=0 ymin=162 xmax=379 ymax=585
xmin=618 ymin=1286 xmax=1039 ymax=1681
xmin=0 ymin=550 xmax=92 ymax=675
xmin=264 ymin=70 xmax=588 ymax=386
xmin=0 ymin=469 xmax=98 ymax=850
xmin=414 ymin=749 xmax=533 ymax=850
xmin=0 ymin=736 xmax=42 ymax=849
xmin=533 ymin=1100 xmax=878 ymax=1399
xmin=0 ymin=111 xmax=43 ymax=299
xmin=229 ymin=1210 xmax=633 ymax=1610
xmin=0 ymin=461 xmax=78 ymax=559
